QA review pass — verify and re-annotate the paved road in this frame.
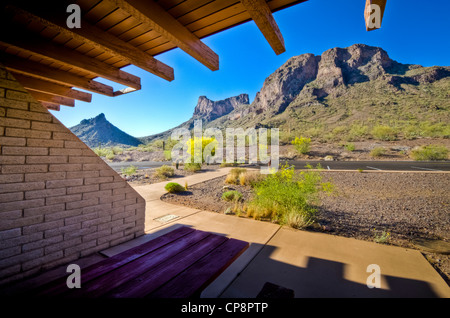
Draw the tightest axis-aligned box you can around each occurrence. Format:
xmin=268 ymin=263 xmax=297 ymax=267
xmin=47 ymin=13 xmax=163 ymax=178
xmin=107 ymin=160 xmax=450 ymax=172
xmin=287 ymin=160 xmax=450 ymax=171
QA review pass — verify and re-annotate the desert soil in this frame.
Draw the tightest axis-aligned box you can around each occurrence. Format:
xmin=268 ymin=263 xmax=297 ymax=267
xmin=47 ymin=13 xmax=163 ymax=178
xmin=158 ymin=170 xmax=450 ymax=284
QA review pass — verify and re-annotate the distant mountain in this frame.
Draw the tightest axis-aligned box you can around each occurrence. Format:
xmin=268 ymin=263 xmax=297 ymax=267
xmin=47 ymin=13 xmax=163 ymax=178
xmin=139 ymin=94 xmax=250 ymax=143
xmin=70 ymin=113 xmax=142 ymax=148
xmin=141 ymin=43 xmax=448 ymax=142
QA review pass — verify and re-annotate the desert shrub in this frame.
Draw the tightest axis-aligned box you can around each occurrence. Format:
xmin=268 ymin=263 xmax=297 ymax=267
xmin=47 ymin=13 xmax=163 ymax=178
xmin=121 ymin=165 xmax=137 ymax=176
xmin=221 ymin=190 xmax=243 ymax=202
xmin=111 ymin=146 xmax=124 ymax=155
xmin=291 ymin=136 xmax=311 ymax=155
xmin=154 ymin=165 xmax=175 ymax=180
xmin=420 ymin=122 xmax=450 ymax=138
xmin=344 ymin=143 xmax=356 ymax=152
xmin=225 ymin=168 xmax=247 ymax=185
xmin=370 ymin=147 xmax=386 ymax=158
xmin=371 ymin=125 xmax=397 ymax=141
xmin=246 ymin=164 xmax=334 ymax=229
xmin=402 ymin=125 xmax=421 ymax=140
xmin=220 ymin=162 xmax=239 ymax=167
xmin=346 ymin=124 xmax=369 ymax=141
xmin=331 ymin=126 xmax=348 ymax=138
xmin=239 ymin=170 xmax=265 ymax=187
xmin=410 ymin=145 xmax=449 ymax=160
xmin=165 ymin=182 xmax=185 ymax=193
xmin=187 ymin=137 xmax=217 ymax=163
xmin=184 ymin=162 xmax=202 ymax=172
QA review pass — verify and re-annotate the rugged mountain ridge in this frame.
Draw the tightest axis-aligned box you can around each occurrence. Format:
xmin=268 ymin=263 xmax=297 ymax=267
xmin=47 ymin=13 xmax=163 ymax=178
xmin=70 ymin=113 xmax=142 ymax=148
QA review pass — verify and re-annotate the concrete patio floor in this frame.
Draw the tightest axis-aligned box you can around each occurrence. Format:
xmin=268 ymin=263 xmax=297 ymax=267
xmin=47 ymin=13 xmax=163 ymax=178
xmin=115 ymin=167 xmax=450 ymax=298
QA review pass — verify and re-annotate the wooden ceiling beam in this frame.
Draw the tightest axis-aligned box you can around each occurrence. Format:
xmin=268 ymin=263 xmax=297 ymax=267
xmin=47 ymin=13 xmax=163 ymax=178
xmin=11 ymin=72 xmax=92 ymax=103
xmin=40 ymin=102 xmax=60 ymax=111
xmin=241 ymin=0 xmax=285 ymax=55
xmin=106 ymin=0 xmax=219 ymax=71
xmin=0 ymin=22 xmax=141 ymax=90
xmin=0 ymin=53 xmax=115 ymax=97
xmin=5 ymin=4 xmax=174 ymax=82
xmin=27 ymin=89 xmax=75 ymax=107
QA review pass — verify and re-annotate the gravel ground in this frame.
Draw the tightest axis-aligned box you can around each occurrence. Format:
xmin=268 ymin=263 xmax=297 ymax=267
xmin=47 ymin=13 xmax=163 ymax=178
xmin=160 ymin=170 xmax=450 ymax=284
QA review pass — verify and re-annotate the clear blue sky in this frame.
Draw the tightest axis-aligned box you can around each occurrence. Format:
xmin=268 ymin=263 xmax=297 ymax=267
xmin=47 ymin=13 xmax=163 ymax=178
xmin=52 ymin=0 xmax=450 ymax=138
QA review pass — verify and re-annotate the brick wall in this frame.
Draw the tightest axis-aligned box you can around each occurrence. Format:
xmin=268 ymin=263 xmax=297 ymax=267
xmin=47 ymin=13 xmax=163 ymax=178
xmin=0 ymin=64 xmax=146 ymax=285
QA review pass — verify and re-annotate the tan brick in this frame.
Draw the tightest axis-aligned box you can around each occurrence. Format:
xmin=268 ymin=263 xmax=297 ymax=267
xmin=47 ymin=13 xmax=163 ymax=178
xmin=0 ymin=174 xmax=23 ymax=183
xmin=7 ymin=108 xmax=52 ymax=122
xmin=0 ymin=125 xmax=4 ymax=136
xmin=49 ymin=163 xmax=81 ymax=172
xmin=84 ymin=176 xmax=113 ymax=185
xmin=0 ymin=155 xmax=25 ymax=164
xmin=1 ymin=232 xmax=43 ymax=250
xmin=0 ymin=136 xmax=26 ymax=146
xmin=0 ymin=88 xmax=5 ymax=97
xmin=66 ymin=184 xmax=99 ymax=195
xmin=82 ymin=189 xmax=112 ymax=200
xmin=5 ymin=89 xmax=35 ymax=102
xmin=45 ymin=208 xmax=82 ymax=222
xmin=0 ymin=181 xmax=44 ymax=194
xmin=100 ymin=194 xmax=124 ymax=204
xmin=2 ymin=146 xmax=48 ymax=156
xmin=0 ymin=107 xmax=5 ymax=117
xmin=64 ymin=212 xmax=98 ymax=226
xmin=64 ymin=140 xmax=87 ymax=149
xmin=81 ymin=228 xmax=111 ymax=243
xmin=44 ymin=237 xmax=81 ymax=255
xmin=29 ymin=102 xmax=48 ymax=113
xmin=25 ymin=188 xmax=66 ymax=200
xmin=98 ymin=219 xmax=123 ymax=232
xmin=98 ymin=231 xmax=124 ymax=245
xmin=82 ymin=203 xmax=112 ymax=215
xmin=82 ymin=215 xmax=111 ymax=229
xmin=68 ymin=156 xmax=100 ymax=164
xmin=25 ymin=171 xmax=65 ymax=182
xmin=45 ymin=193 xmax=81 ymax=206
xmin=5 ymin=127 xmax=51 ymax=139
xmin=49 ymin=148 xmax=82 ymax=156
xmin=0 ymin=214 xmax=43 ymax=231
xmin=63 ymin=226 xmax=97 ymax=240
xmin=41 ymin=253 xmax=79 ymax=271
xmin=65 ymin=198 xmax=98 ymax=210
xmin=46 ymin=178 xmax=82 ymax=189
xmin=0 ymin=97 xmax=28 ymax=110
xmin=22 ymin=235 xmax=63 ymax=253
xmin=64 ymin=240 xmax=96 ymax=257
xmin=22 ymin=250 xmax=64 ymax=271
xmin=81 ymin=148 xmax=98 ymax=157
xmin=23 ymin=220 xmax=64 ymax=235
xmin=27 ymin=138 xmax=64 ymax=148
xmin=44 ymin=223 xmax=81 ymax=238
xmin=66 ymin=171 xmax=99 ymax=179
xmin=0 ymin=78 xmax=24 ymax=91
xmin=31 ymin=121 xmax=66 ymax=132
xmin=1 ymin=164 xmax=47 ymax=174
xmin=82 ymin=163 xmax=106 ymax=171
xmin=0 ymin=228 xmax=21 ymax=241
xmin=0 ymin=246 xmax=21 ymax=259
xmin=99 ymin=169 xmax=119 ymax=177
xmin=99 ymin=182 xmax=127 ymax=190
xmin=0 ymin=117 xmax=30 ymax=129
xmin=23 ymin=203 xmax=65 ymax=218
xmin=0 ymin=249 xmax=43 ymax=270
xmin=52 ymin=132 xmax=79 ymax=141
xmin=0 ymin=192 xmax=24 ymax=203
xmin=26 ymin=155 xmax=67 ymax=164
xmin=0 ymin=210 xmax=22 ymax=220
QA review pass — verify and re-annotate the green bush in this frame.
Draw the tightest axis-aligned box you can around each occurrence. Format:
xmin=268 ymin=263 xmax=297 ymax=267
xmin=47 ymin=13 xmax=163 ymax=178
xmin=370 ymin=147 xmax=386 ymax=158
xmin=411 ymin=145 xmax=449 ymax=161
xmin=184 ymin=162 xmax=202 ymax=172
xmin=371 ymin=125 xmax=397 ymax=141
xmin=154 ymin=165 xmax=175 ymax=180
xmin=246 ymin=164 xmax=334 ymax=229
xmin=121 ymin=165 xmax=137 ymax=176
xmin=291 ymin=136 xmax=311 ymax=155
xmin=221 ymin=190 xmax=243 ymax=202
xmin=164 ymin=182 xmax=185 ymax=193
xmin=344 ymin=143 xmax=356 ymax=152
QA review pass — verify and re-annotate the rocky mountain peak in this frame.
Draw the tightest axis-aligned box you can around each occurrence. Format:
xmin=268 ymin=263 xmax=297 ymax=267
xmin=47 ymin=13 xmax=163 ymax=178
xmin=193 ymin=93 xmax=249 ymax=121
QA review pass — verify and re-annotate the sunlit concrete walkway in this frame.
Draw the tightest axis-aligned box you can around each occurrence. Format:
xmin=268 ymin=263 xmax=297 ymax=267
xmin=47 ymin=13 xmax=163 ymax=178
xmin=105 ymin=167 xmax=450 ymax=298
